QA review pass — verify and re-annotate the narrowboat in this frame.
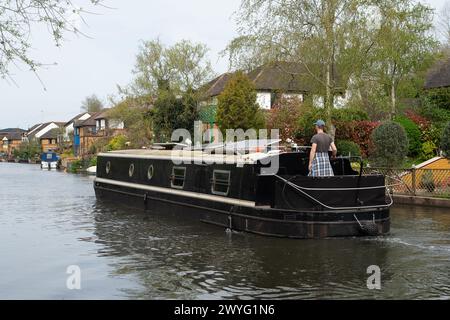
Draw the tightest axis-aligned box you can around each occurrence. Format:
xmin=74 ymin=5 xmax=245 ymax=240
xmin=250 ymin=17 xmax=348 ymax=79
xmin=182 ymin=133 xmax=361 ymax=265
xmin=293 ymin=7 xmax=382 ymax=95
xmin=94 ymin=141 xmax=391 ymax=239
xmin=40 ymin=151 xmax=60 ymax=170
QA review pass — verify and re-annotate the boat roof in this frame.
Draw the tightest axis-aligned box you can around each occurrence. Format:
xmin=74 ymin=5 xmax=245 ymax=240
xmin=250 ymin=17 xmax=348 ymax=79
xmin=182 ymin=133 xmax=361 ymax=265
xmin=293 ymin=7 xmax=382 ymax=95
xmin=98 ymin=149 xmax=280 ymax=164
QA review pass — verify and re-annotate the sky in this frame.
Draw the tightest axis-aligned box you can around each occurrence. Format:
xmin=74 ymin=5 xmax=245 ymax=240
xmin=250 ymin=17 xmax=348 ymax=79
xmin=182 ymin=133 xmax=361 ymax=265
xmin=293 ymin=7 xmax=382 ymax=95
xmin=0 ymin=0 xmax=447 ymax=129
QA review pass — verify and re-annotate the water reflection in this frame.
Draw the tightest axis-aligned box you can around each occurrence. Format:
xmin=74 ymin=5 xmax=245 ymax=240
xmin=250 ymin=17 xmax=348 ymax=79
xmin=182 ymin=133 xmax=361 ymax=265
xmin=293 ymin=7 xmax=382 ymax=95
xmin=92 ymin=200 xmax=450 ymax=299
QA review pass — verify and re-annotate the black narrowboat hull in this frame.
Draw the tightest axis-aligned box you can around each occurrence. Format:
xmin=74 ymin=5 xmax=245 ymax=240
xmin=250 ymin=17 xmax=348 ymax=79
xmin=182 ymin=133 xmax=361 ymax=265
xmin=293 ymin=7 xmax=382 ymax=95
xmin=94 ymin=178 xmax=390 ymax=239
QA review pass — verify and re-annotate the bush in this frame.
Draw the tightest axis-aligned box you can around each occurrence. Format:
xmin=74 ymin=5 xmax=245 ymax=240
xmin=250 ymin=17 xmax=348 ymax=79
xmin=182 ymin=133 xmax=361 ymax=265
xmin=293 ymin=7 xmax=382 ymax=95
xmin=267 ymin=97 xmax=302 ymax=143
xmin=89 ymin=156 xmax=97 ymax=167
xmin=69 ymin=159 xmax=84 ymax=173
xmin=336 ymin=140 xmax=361 ymax=157
xmin=441 ymin=122 xmax=450 ymax=158
xmin=106 ymin=135 xmax=128 ymax=151
xmin=394 ymin=116 xmax=422 ymax=156
xmin=332 ymin=108 xmax=369 ymax=122
xmin=370 ymin=121 xmax=409 ymax=167
xmin=334 ymin=120 xmax=380 ymax=158
xmin=420 ymin=141 xmax=437 ymax=161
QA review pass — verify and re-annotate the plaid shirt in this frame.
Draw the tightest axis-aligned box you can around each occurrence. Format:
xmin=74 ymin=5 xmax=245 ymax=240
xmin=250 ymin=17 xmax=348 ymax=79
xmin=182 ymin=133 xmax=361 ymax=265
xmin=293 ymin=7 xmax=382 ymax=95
xmin=309 ymin=152 xmax=334 ymax=177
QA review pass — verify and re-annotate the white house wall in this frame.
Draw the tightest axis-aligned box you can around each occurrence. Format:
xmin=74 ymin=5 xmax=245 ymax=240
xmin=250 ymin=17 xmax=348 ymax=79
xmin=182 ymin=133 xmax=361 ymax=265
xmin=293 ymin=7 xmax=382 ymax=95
xmin=256 ymin=92 xmax=272 ymax=110
xmin=282 ymin=93 xmax=304 ymax=102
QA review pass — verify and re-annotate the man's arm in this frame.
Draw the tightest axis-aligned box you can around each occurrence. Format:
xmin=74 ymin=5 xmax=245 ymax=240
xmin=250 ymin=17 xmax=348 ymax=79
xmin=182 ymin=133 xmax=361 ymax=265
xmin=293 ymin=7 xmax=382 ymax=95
xmin=309 ymin=143 xmax=317 ymax=172
xmin=330 ymin=142 xmax=337 ymax=159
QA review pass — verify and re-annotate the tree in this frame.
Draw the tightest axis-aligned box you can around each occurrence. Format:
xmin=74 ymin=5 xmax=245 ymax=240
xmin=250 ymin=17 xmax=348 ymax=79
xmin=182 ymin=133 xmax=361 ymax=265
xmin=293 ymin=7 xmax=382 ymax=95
xmin=152 ymin=90 xmax=199 ymax=142
xmin=437 ymin=2 xmax=450 ymax=47
xmin=131 ymin=38 xmax=214 ymax=96
xmin=0 ymin=0 xmax=102 ymax=80
xmin=81 ymin=94 xmax=103 ymax=112
xmin=369 ymin=0 xmax=438 ymax=118
xmin=216 ymin=71 xmax=265 ymax=133
xmin=371 ymin=121 xmax=409 ymax=167
xmin=226 ymin=0 xmax=372 ymax=136
xmin=108 ymin=95 xmax=153 ymax=148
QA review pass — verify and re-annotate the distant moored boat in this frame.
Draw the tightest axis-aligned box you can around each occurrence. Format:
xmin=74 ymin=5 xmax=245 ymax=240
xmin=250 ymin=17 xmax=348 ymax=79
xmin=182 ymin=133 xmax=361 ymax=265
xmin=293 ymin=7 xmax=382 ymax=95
xmin=40 ymin=151 xmax=60 ymax=170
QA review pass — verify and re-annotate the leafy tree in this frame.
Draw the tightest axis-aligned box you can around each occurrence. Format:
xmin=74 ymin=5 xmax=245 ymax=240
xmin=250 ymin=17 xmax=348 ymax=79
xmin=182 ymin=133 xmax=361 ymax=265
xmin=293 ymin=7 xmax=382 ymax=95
xmin=0 ymin=0 xmax=102 ymax=79
xmin=370 ymin=121 xmax=409 ymax=167
xmin=81 ymin=94 xmax=104 ymax=112
xmin=370 ymin=0 xmax=438 ymax=118
xmin=226 ymin=0 xmax=376 ymax=136
xmin=108 ymin=95 xmax=153 ymax=148
xmin=152 ymin=90 xmax=199 ymax=142
xmin=14 ymin=139 xmax=41 ymax=160
xmin=106 ymin=135 xmax=128 ymax=151
xmin=441 ymin=122 xmax=450 ymax=158
xmin=216 ymin=72 xmax=265 ymax=133
xmin=131 ymin=38 xmax=214 ymax=96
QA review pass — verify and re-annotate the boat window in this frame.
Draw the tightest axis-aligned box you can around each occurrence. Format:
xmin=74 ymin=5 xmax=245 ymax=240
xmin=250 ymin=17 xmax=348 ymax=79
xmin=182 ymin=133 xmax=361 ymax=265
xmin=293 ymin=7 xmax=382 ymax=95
xmin=106 ymin=161 xmax=111 ymax=174
xmin=129 ymin=163 xmax=135 ymax=177
xmin=171 ymin=167 xmax=186 ymax=189
xmin=147 ymin=165 xmax=154 ymax=180
xmin=211 ymin=170 xmax=231 ymax=196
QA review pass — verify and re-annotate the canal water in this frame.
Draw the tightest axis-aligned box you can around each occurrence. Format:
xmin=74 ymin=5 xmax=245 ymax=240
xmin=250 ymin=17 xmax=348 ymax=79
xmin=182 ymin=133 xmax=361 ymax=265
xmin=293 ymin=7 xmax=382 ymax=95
xmin=0 ymin=163 xmax=449 ymax=300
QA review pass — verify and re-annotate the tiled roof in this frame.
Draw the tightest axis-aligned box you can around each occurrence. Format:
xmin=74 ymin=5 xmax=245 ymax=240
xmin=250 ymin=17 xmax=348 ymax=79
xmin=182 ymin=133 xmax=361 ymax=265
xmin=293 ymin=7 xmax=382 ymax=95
xmin=64 ymin=112 xmax=93 ymax=127
xmin=39 ymin=128 xmax=60 ymax=140
xmin=75 ymin=111 xmax=103 ymax=127
xmin=202 ymin=62 xmax=321 ymax=98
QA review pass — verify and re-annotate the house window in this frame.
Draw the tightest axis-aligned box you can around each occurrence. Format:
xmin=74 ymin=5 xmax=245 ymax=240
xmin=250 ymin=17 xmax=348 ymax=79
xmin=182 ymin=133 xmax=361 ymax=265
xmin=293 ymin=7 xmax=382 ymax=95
xmin=147 ymin=165 xmax=154 ymax=180
xmin=211 ymin=170 xmax=231 ymax=196
xmin=129 ymin=163 xmax=135 ymax=177
xmin=171 ymin=167 xmax=186 ymax=189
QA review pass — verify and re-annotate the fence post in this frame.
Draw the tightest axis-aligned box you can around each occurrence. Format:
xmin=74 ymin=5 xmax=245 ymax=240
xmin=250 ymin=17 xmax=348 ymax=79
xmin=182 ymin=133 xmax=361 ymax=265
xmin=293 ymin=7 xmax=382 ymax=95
xmin=412 ymin=166 xmax=416 ymax=196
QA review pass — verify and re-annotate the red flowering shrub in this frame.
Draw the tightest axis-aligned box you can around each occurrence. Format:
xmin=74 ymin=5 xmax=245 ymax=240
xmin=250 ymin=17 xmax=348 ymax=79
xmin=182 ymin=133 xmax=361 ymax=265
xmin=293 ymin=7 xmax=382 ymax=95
xmin=405 ymin=110 xmax=430 ymax=131
xmin=334 ymin=120 xmax=380 ymax=157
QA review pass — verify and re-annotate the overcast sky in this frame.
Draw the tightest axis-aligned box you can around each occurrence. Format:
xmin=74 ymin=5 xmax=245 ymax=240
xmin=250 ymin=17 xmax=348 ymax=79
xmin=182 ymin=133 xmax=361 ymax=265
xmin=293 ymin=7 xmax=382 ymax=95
xmin=0 ymin=0 xmax=447 ymax=129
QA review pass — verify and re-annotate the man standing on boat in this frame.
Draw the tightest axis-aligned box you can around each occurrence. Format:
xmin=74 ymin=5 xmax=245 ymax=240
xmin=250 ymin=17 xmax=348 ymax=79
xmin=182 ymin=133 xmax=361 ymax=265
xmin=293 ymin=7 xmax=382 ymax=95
xmin=308 ymin=120 xmax=337 ymax=177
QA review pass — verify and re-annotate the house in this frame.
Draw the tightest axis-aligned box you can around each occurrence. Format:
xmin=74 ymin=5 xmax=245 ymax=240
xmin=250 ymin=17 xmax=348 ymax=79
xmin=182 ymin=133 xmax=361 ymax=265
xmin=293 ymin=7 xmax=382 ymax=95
xmin=25 ymin=122 xmax=65 ymax=152
xmin=63 ymin=112 xmax=93 ymax=142
xmin=0 ymin=128 xmax=27 ymax=156
xmin=94 ymin=110 xmax=124 ymax=135
xmin=73 ymin=109 xmax=125 ymax=157
xmin=39 ymin=128 xmax=60 ymax=152
xmin=424 ymin=56 xmax=450 ymax=90
xmin=201 ymin=62 xmax=310 ymax=111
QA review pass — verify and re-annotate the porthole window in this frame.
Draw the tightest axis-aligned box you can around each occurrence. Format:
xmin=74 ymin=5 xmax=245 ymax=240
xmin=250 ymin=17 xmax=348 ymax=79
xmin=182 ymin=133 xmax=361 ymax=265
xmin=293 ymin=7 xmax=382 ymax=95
xmin=171 ymin=167 xmax=186 ymax=189
xmin=147 ymin=165 xmax=154 ymax=180
xmin=211 ymin=170 xmax=231 ymax=196
xmin=105 ymin=161 xmax=111 ymax=174
xmin=129 ymin=163 xmax=135 ymax=177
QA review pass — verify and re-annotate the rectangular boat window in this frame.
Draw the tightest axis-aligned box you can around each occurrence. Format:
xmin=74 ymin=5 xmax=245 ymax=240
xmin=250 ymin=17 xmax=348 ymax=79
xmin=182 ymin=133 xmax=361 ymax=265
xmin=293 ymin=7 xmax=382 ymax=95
xmin=212 ymin=170 xmax=231 ymax=196
xmin=171 ymin=167 xmax=186 ymax=189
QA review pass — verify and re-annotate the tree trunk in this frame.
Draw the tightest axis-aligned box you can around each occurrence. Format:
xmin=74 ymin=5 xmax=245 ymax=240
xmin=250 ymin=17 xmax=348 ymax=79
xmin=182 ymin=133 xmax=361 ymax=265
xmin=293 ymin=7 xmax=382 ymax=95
xmin=390 ymin=78 xmax=396 ymax=120
xmin=325 ymin=61 xmax=335 ymax=139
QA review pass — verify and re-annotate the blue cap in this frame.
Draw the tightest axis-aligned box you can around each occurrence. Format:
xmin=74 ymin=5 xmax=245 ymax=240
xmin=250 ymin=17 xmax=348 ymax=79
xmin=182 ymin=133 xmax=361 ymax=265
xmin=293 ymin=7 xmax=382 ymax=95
xmin=314 ymin=119 xmax=326 ymax=127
